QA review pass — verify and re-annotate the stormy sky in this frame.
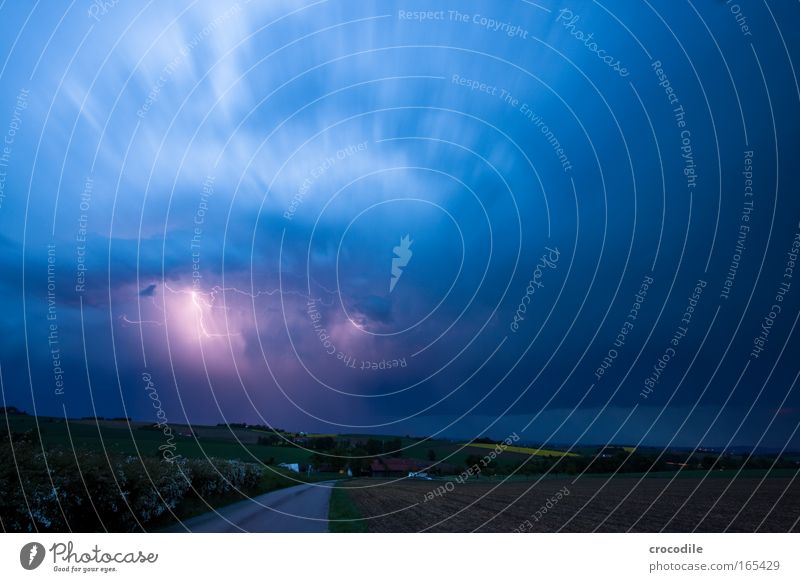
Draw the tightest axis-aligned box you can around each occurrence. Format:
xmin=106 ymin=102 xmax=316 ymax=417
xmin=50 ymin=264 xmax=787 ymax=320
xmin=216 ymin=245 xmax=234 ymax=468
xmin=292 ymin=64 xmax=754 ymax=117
xmin=0 ymin=0 xmax=799 ymax=449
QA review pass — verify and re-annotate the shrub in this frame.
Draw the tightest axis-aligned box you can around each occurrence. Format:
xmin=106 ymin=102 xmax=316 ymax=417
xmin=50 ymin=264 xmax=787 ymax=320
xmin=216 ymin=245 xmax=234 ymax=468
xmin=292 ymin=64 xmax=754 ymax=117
xmin=0 ymin=434 xmax=264 ymax=532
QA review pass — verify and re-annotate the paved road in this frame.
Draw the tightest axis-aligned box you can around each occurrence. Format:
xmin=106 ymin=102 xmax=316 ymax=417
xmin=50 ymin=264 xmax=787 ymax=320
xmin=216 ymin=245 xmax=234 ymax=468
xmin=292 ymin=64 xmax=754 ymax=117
xmin=167 ymin=482 xmax=335 ymax=532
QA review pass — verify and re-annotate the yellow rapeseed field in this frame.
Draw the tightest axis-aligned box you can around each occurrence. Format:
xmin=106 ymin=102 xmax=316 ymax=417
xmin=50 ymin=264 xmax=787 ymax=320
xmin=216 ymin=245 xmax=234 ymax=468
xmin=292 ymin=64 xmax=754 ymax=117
xmin=466 ymin=443 xmax=579 ymax=457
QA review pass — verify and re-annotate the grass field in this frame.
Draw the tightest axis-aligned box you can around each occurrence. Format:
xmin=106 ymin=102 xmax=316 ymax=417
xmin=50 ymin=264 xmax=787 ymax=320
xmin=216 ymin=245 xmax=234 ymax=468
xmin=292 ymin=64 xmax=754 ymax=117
xmin=337 ymin=473 xmax=800 ymax=532
xmin=327 ymin=482 xmax=368 ymax=533
xmin=5 ymin=415 xmax=315 ymax=465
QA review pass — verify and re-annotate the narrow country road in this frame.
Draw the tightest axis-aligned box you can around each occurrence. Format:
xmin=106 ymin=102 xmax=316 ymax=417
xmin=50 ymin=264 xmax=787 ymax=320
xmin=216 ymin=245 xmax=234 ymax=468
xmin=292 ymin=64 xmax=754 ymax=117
xmin=166 ymin=481 xmax=335 ymax=533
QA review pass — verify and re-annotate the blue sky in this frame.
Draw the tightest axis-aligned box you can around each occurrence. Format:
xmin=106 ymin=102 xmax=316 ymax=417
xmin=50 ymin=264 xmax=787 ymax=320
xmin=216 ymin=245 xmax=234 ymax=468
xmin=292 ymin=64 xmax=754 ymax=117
xmin=1 ymin=0 xmax=799 ymax=449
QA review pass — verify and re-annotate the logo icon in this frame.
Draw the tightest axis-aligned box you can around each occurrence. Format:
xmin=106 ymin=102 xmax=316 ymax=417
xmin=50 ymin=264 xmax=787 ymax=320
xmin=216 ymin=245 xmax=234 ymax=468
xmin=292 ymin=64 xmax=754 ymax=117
xmin=20 ymin=542 xmax=46 ymax=570
xmin=390 ymin=235 xmax=413 ymax=293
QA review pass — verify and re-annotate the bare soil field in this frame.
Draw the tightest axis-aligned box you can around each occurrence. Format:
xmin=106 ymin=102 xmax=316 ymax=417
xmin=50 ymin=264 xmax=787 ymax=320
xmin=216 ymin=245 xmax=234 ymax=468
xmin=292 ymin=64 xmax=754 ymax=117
xmin=340 ymin=475 xmax=800 ymax=532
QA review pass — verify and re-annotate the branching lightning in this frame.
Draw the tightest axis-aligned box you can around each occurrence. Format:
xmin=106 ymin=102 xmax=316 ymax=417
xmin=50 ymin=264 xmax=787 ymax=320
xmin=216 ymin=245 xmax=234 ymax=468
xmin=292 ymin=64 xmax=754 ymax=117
xmin=120 ymin=280 xmax=338 ymax=339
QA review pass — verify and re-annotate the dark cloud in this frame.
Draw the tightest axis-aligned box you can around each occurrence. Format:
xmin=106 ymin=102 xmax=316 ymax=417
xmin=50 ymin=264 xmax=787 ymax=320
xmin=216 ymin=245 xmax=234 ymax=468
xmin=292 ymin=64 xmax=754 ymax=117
xmin=0 ymin=1 xmax=798 ymax=448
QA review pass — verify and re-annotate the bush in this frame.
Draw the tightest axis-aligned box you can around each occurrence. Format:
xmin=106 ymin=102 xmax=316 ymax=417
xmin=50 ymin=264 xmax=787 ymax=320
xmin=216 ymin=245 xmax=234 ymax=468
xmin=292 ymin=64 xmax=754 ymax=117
xmin=0 ymin=433 xmax=264 ymax=532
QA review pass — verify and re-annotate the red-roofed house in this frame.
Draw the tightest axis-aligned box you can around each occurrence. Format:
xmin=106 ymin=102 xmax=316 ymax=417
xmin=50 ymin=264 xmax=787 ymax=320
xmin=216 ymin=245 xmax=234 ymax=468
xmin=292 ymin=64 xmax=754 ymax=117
xmin=369 ymin=457 xmax=425 ymax=477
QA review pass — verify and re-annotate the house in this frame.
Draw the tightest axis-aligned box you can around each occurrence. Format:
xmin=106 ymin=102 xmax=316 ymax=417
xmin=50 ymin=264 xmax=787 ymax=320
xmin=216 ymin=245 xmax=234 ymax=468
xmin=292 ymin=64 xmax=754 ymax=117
xmin=369 ymin=458 xmax=425 ymax=477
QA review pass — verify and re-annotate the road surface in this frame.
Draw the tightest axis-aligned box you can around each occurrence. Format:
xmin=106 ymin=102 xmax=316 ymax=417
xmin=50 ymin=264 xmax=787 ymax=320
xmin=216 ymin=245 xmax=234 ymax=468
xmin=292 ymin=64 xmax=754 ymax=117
xmin=167 ymin=482 xmax=335 ymax=532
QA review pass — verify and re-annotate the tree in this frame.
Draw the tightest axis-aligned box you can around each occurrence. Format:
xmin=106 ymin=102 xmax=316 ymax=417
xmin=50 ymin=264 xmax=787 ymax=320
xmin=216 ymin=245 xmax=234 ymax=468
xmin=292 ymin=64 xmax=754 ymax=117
xmin=311 ymin=436 xmax=336 ymax=451
xmin=366 ymin=438 xmax=383 ymax=455
xmin=427 ymin=449 xmax=437 ymax=462
xmin=387 ymin=438 xmax=403 ymax=458
xmin=257 ymin=435 xmax=280 ymax=446
xmin=465 ymin=454 xmax=483 ymax=469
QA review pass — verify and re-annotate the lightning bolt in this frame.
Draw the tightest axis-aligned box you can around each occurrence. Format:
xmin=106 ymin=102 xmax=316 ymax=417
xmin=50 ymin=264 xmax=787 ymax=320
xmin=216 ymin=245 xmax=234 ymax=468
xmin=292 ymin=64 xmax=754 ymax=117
xmin=120 ymin=281 xmax=338 ymax=338
xmin=28 ymin=545 xmax=38 ymax=566
xmin=190 ymin=288 xmax=236 ymax=338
